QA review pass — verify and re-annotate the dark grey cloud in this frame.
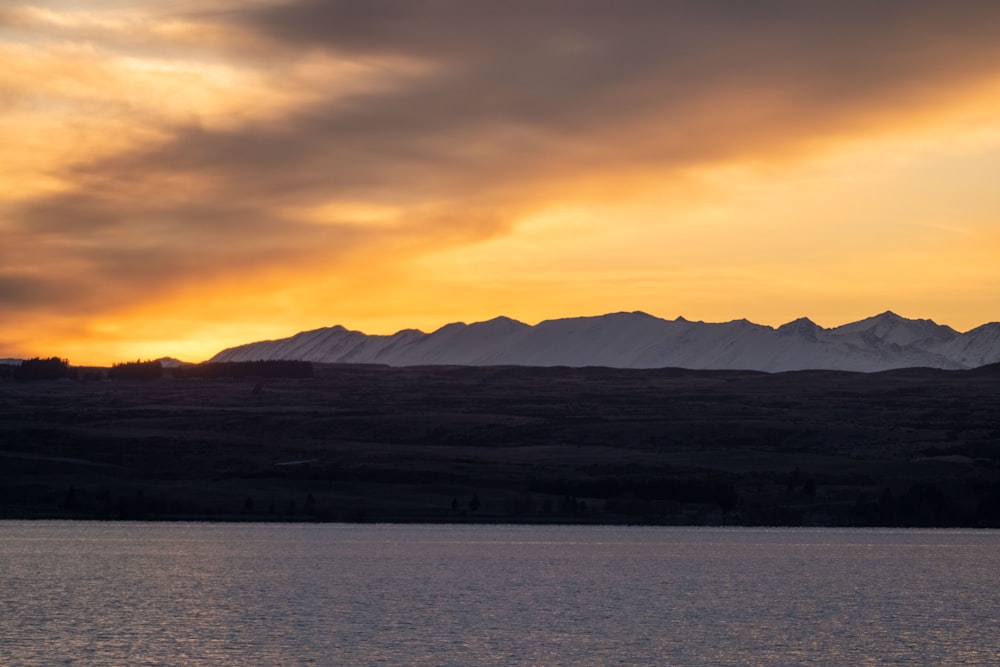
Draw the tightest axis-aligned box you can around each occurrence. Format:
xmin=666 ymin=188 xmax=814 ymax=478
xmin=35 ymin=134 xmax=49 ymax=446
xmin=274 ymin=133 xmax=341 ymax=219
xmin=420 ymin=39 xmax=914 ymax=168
xmin=219 ymin=0 xmax=1000 ymax=178
xmin=0 ymin=273 xmax=66 ymax=309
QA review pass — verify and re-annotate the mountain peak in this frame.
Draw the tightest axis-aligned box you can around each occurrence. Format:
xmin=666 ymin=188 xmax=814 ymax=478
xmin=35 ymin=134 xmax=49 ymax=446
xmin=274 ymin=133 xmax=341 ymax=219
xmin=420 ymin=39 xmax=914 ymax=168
xmin=870 ymin=310 xmax=912 ymax=325
xmin=777 ymin=317 xmax=823 ymax=339
xmin=208 ymin=311 xmax=996 ymax=371
xmin=831 ymin=311 xmax=957 ymax=347
xmin=470 ymin=316 xmax=529 ymax=331
xmin=155 ymin=356 xmax=191 ymax=368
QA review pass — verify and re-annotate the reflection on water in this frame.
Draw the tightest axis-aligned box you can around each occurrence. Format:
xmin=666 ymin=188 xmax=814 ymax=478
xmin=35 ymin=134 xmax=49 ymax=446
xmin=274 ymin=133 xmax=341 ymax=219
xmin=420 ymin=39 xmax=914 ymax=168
xmin=1 ymin=522 xmax=998 ymax=666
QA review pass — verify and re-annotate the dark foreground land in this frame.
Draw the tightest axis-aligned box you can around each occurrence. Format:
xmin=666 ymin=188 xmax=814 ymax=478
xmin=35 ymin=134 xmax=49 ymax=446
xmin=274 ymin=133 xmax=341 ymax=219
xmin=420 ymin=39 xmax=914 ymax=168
xmin=2 ymin=363 xmax=1000 ymax=526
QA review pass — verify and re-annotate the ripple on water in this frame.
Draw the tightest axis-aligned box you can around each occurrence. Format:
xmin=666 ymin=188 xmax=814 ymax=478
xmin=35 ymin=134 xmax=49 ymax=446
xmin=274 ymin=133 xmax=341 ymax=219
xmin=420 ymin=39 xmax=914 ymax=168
xmin=1 ymin=523 xmax=998 ymax=666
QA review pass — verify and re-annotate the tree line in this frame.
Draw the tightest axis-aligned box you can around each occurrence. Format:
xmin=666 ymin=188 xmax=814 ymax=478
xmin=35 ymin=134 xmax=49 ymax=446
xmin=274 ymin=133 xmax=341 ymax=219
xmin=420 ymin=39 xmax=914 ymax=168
xmin=7 ymin=357 xmax=70 ymax=381
xmin=3 ymin=357 xmax=312 ymax=380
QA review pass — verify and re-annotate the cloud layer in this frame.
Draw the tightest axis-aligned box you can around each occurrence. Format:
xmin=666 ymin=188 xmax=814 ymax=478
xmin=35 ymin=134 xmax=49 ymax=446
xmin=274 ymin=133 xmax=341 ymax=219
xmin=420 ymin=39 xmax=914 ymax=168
xmin=4 ymin=1 xmax=1000 ymax=362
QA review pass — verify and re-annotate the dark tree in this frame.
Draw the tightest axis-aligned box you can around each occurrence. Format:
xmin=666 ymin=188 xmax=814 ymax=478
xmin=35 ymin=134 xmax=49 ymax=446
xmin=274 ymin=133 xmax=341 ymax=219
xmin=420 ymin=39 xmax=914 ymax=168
xmin=716 ymin=482 xmax=738 ymax=514
xmin=108 ymin=359 xmax=163 ymax=380
xmin=13 ymin=357 xmax=69 ymax=381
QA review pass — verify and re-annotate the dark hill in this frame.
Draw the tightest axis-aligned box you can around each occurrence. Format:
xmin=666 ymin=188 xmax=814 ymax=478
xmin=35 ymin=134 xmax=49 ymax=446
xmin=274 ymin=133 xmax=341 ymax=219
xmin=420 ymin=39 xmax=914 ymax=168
xmin=1 ymin=364 xmax=998 ymax=526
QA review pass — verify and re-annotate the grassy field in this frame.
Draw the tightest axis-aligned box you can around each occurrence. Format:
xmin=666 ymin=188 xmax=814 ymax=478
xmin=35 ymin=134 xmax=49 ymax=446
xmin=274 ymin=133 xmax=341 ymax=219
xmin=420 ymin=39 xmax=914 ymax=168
xmin=2 ymin=363 xmax=999 ymax=526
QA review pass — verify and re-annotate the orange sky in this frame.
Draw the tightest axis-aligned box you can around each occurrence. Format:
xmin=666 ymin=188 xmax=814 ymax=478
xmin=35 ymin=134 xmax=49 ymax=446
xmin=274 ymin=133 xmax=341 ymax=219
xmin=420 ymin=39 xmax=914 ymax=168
xmin=2 ymin=1 xmax=1000 ymax=365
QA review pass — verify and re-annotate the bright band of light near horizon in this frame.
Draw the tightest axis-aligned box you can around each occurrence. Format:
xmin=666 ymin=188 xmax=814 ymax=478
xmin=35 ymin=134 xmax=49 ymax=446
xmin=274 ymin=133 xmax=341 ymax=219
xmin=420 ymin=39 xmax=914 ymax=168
xmin=2 ymin=0 xmax=999 ymax=365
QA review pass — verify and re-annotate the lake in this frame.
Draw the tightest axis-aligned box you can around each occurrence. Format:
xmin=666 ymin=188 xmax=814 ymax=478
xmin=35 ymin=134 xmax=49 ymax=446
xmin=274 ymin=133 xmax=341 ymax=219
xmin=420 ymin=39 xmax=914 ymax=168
xmin=1 ymin=522 xmax=998 ymax=665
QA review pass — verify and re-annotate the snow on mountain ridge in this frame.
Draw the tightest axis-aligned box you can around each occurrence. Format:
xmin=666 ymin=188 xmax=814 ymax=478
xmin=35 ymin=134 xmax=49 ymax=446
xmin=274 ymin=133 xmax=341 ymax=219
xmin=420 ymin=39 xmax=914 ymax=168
xmin=829 ymin=310 xmax=958 ymax=348
xmin=208 ymin=313 xmax=1000 ymax=372
xmin=777 ymin=317 xmax=822 ymax=340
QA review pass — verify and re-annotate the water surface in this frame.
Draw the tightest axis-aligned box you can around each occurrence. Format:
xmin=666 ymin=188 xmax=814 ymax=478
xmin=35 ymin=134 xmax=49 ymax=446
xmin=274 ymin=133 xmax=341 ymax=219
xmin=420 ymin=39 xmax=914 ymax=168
xmin=1 ymin=522 xmax=998 ymax=665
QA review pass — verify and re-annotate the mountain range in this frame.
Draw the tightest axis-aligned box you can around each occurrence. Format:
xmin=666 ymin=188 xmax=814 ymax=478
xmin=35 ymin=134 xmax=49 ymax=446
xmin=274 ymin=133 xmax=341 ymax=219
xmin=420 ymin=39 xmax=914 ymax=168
xmin=209 ymin=311 xmax=1000 ymax=372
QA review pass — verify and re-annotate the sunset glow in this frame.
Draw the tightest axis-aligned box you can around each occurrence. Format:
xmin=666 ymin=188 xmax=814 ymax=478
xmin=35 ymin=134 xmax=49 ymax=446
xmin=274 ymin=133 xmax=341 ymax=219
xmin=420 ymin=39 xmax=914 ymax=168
xmin=3 ymin=1 xmax=1000 ymax=365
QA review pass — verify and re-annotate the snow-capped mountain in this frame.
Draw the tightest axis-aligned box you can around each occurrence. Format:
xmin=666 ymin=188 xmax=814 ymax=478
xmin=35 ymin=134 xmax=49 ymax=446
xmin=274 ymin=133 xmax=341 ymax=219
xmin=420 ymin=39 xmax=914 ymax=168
xmin=209 ymin=311 xmax=1000 ymax=372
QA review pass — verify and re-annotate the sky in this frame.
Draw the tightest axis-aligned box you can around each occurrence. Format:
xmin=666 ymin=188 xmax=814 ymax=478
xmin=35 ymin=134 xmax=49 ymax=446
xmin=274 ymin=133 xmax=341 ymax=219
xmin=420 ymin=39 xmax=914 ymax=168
xmin=3 ymin=0 xmax=1000 ymax=365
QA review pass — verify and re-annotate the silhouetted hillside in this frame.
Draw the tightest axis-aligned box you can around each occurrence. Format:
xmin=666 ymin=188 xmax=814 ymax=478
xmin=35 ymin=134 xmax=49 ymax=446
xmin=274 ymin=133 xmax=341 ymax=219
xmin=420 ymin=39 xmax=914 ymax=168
xmin=2 ymin=363 xmax=998 ymax=525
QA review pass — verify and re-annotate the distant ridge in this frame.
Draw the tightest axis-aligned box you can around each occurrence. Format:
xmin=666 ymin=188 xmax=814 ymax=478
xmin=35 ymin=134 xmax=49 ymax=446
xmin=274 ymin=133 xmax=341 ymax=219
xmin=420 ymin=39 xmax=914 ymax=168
xmin=209 ymin=311 xmax=1000 ymax=372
